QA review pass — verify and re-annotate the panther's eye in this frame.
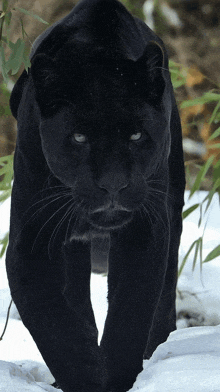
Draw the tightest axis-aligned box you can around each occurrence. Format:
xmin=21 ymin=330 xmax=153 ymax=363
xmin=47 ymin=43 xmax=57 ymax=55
xmin=130 ymin=132 xmax=142 ymax=141
xmin=72 ymin=133 xmax=87 ymax=143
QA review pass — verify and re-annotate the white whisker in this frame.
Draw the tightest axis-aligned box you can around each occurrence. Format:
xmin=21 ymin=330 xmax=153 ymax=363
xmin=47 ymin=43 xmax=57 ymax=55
xmin=48 ymin=200 xmax=78 ymax=255
xmin=31 ymin=197 xmax=74 ymax=253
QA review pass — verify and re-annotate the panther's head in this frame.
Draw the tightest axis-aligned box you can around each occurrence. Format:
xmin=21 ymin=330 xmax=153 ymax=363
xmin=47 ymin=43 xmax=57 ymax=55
xmin=30 ymin=40 xmax=170 ymax=238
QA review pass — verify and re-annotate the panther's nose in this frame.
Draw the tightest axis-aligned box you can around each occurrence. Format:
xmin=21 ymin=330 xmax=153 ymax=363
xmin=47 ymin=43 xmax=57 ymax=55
xmin=97 ymin=171 xmax=129 ymax=195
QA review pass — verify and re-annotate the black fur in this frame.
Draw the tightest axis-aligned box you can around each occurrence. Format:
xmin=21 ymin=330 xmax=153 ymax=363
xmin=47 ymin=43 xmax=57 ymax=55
xmin=6 ymin=0 xmax=185 ymax=391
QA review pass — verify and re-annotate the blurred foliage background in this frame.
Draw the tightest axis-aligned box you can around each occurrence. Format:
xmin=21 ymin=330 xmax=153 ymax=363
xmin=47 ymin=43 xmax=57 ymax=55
xmin=0 ymin=0 xmax=220 ymax=267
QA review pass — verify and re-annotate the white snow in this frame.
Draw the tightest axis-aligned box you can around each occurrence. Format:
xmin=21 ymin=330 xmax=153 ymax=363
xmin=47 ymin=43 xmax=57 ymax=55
xmin=0 ymin=190 xmax=220 ymax=391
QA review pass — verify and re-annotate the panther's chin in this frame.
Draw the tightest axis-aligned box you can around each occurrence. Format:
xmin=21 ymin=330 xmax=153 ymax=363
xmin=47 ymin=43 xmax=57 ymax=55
xmin=89 ymin=209 xmax=133 ymax=231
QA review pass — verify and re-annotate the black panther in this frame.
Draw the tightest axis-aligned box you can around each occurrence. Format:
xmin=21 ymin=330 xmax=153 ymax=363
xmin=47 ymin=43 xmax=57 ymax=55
xmin=6 ymin=0 xmax=185 ymax=391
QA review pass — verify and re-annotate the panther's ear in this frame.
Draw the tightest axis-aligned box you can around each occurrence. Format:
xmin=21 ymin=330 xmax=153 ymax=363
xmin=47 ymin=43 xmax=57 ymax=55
xmin=31 ymin=54 xmax=60 ymax=111
xmin=135 ymin=41 xmax=165 ymax=107
xmin=10 ymin=70 xmax=29 ymax=119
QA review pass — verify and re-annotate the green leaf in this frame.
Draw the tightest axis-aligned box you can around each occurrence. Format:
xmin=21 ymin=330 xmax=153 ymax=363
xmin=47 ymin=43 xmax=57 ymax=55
xmin=0 ymin=45 xmax=9 ymax=83
xmin=3 ymin=0 xmax=8 ymax=12
xmin=190 ymin=155 xmax=215 ymax=198
xmin=0 ymin=83 xmax=11 ymax=98
xmin=198 ymin=203 xmax=203 ymax=228
xmin=203 ymin=245 xmax=220 ymax=263
xmin=0 ymin=83 xmax=11 ymax=116
xmin=0 ymin=232 xmax=9 ymax=258
xmin=178 ymin=239 xmax=198 ymax=276
xmin=208 ymin=100 xmax=220 ymax=124
xmin=192 ymin=238 xmax=201 ymax=271
xmin=214 ymin=159 xmax=220 ymax=168
xmin=181 ymin=98 xmax=205 ymax=109
xmin=182 ymin=203 xmax=199 ymax=219
xmin=0 ymin=155 xmax=14 ymax=191
xmin=5 ymin=38 xmax=31 ymax=74
xmin=204 ymin=178 xmax=220 ymax=212
xmin=0 ymin=175 xmax=12 ymax=191
xmin=14 ymin=7 xmax=49 ymax=25
xmin=207 ymin=143 xmax=220 ymax=149
xmin=181 ymin=93 xmax=220 ymax=109
xmin=20 ymin=17 xmax=26 ymax=40
xmin=0 ymin=189 xmax=11 ymax=203
xmin=169 ymin=63 xmax=186 ymax=89
xmin=208 ymin=126 xmax=220 ymax=141
xmin=23 ymin=49 xmax=31 ymax=71
xmin=0 ymin=164 xmax=9 ymax=175
xmin=199 ymin=236 xmax=203 ymax=274
xmin=0 ymin=104 xmax=11 ymax=116
xmin=172 ymin=78 xmax=186 ymax=89
xmin=213 ymin=161 xmax=220 ymax=183
xmin=0 ymin=174 xmax=12 ymax=190
xmin=203 ymin=92 xmax=220 ymax=101
xmin=4 ymin=11 xmax=12 ymax=26
xmin=6 ymin=38 xmax=25 ymax=75
xmin=0 ymin=155 xmax=13 ymax=164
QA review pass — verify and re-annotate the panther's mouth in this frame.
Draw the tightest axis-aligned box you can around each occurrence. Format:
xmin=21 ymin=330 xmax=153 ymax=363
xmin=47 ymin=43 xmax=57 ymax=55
xmin=88 ymin=207 xmax=133 ymax=230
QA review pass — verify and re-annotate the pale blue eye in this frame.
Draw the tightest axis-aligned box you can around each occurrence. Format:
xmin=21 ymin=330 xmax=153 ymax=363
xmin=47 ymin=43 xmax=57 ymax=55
xmin=72 ymin=134 xmax=86 ymax=143
xmin=130 ymin=132 xmax=142 ymax=141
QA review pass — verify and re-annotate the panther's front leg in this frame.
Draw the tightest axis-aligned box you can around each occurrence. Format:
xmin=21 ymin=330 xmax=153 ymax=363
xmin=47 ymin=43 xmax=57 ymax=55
xmin=7 ymin=238 xmax=103 ymax=392
xmin=100 ymin=216 xmax=170 ymax=392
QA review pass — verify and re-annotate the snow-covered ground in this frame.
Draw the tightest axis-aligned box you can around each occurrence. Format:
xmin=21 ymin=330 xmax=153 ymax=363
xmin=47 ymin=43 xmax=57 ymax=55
xmin=0 ymin=190 xmax=220 ymax=392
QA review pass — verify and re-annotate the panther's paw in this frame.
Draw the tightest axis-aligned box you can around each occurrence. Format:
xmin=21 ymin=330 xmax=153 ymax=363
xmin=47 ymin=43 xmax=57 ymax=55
xmin=51 ymin=381 xmax=60 ymax=389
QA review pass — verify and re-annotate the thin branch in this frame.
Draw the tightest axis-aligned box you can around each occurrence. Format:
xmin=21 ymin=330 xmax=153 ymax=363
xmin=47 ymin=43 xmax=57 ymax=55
xmin=0 ymin=299 xmax=13 ymax=341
